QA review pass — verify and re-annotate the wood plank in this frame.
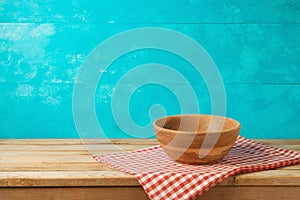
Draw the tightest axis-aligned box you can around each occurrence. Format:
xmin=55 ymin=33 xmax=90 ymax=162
xmin=200 ymin=186 xmax=300 ymax=200
xmin=0 ymin=187 xmax=150 ymax=200
xmin=1 ymin=23 xmax=299 ymax=86
xmin=0 ymin=144 xmax=154 ymax=151
xmin=279 ymin=165 xmax=300 ymax=170
xmin=1 ymin=23 xmax=300 ymax=140
xmin=0 ymin=138 xmax=298 ymax=146
xmin=0 ymin=154 xmax=96 ymax=163
xmin=0 ymin=151 xmax=92 ymax=156
xmin=1 ymin=186 xmax=300 ymax=200
xmin=1 ymin=168 xmax=298 ymax=187
xmin=0 ymin=163 xmax=110 ymax=171
xmin=234 ymin=170 xmax=300 ymax=186
xmin=257 ymin=140 xmax=300 ymax=145
xmin=257 ymin=144 xmax=300 ymax=151
xmin=0 ymin=139 xmax=299 ymax=189
xmin=1 ymin=1 xmax=299 ymax=23
xmin=0 ymin=171 xmax=137 ymax=187
xmin=0 ymin=141 xmax=299 ymax=152
xmin=0 ymin=139 xmax=158 ymax=145
xmin=0 ymin=171 xmax=233 ymax=187
xmin=2 ymin=85 xmax=300 ymax=139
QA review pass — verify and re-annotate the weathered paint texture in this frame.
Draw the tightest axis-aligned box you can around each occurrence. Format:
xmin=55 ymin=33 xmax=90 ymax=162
xmin=0 ymin=0 xmax=299 ymax=138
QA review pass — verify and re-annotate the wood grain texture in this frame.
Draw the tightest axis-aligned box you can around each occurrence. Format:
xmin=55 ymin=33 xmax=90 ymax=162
xmin=200 ymin=187 xmax=300 ymax=200
xmin=0 ymin=187 xmax=151 ymax=200
xmin=234 ymin=170 xmax=300 ymax=186
xmin=1 ymin=187 xmax=300 ymax=200
xmin=154 ymin=114 xmax=240 ymax=164
xmin=0 ymin=139 xmax=299 ymax=187
xmin=0 ymin=139 xmax=299 ymax=199
xmin=0 ymin=139 xmax=158 ymax=145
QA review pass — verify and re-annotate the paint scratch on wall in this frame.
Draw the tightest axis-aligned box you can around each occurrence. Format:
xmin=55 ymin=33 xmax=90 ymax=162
xmin=95 ymin=84 xmax=115 ymax=103
xmin=30 ymin=23 xmax=56 ymax=38
xmin=0 ymin=23 xmax=73 ymax=106
xmin=223 ymin=4 xmax=242 ymax=22
xmin=15 ymin=84 xmax=34 ymax=97
xmin=38 ymin=81 xmax=63 ymax=106
xmin=43 ymin=96 xmax=61 ymax=106
xmin=66 ymin=53 xmax=85 ymax=65
xmin=1 ymin=23 xmax=56 ymax=80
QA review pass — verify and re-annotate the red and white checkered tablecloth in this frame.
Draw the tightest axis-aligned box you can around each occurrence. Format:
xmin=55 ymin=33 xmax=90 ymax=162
xmin=94 ymin=136 xmax=300 ymax=200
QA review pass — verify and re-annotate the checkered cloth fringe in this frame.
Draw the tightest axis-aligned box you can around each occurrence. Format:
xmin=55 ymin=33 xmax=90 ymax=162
xmin=94 ymin=136 xmax=300 ymax=200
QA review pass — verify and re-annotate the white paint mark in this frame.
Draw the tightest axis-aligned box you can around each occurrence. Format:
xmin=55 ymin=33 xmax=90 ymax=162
xmin=50 ymin=77 xmax=63 ymax=83
xmin=0 ymin=23 xmax=34 ymax=41
xmin=65 ymin=53 xmax=85 ymax=65
xmin=15 ymin=84 xmax=34 ymax=97
xmin=95 ymin=84 xmax=115 ymax=103
xmin=43 ymin=96 xmax=61 ymax=106
xmin=30 ymin=24 xmax=56 ymax=38
xmin=25 ymin=65 xmax=38 ymax=80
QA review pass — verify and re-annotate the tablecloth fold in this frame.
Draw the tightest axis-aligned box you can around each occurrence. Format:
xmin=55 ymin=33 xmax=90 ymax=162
xmin=94 ymin=136 xmax=300 ymax=200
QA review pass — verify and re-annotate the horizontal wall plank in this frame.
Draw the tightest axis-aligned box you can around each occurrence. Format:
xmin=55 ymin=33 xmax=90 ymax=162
xmin=0 ymin=23 xmax=299 ymax=139
xmin=0 ymin=0 xmax=299 ymax=23
xmin=1 ymin=83 xmax=300 ymax=138
xmin=0 ymin=23 xmax=299 ymax=84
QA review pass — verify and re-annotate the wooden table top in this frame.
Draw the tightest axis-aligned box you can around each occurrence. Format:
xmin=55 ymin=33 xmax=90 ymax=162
xmin=0 ymin=139 xmax=299 ymax=188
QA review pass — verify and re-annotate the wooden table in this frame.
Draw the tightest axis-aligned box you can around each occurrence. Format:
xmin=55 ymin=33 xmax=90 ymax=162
xmin=0 ymin=139 xmax=299 ymax=200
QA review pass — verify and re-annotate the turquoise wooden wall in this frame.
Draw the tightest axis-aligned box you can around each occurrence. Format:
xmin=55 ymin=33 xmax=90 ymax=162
xmin=0 ymin=0 xmax=299 ymax=138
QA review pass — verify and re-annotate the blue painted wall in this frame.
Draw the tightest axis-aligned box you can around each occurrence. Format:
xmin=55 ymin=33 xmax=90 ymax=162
xmin=0 ymin=0 xmax=299 ymax=138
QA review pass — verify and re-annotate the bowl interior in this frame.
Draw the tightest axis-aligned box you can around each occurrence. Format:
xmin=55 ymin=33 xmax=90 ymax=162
xmin=154 ymin=115 xmax=239 ymax=133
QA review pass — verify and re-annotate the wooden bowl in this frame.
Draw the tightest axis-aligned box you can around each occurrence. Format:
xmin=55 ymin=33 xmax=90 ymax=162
xmin=153 ymin=114 xmax=240 ymax=164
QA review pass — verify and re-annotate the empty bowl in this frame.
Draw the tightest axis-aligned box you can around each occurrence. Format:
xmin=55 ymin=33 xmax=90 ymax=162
xmin=153 ymin=114 xmax=240 ymax=164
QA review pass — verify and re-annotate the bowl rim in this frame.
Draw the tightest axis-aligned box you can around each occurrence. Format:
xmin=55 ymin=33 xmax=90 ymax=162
xmin=153 ymin=114 xmax=240 ymax=134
